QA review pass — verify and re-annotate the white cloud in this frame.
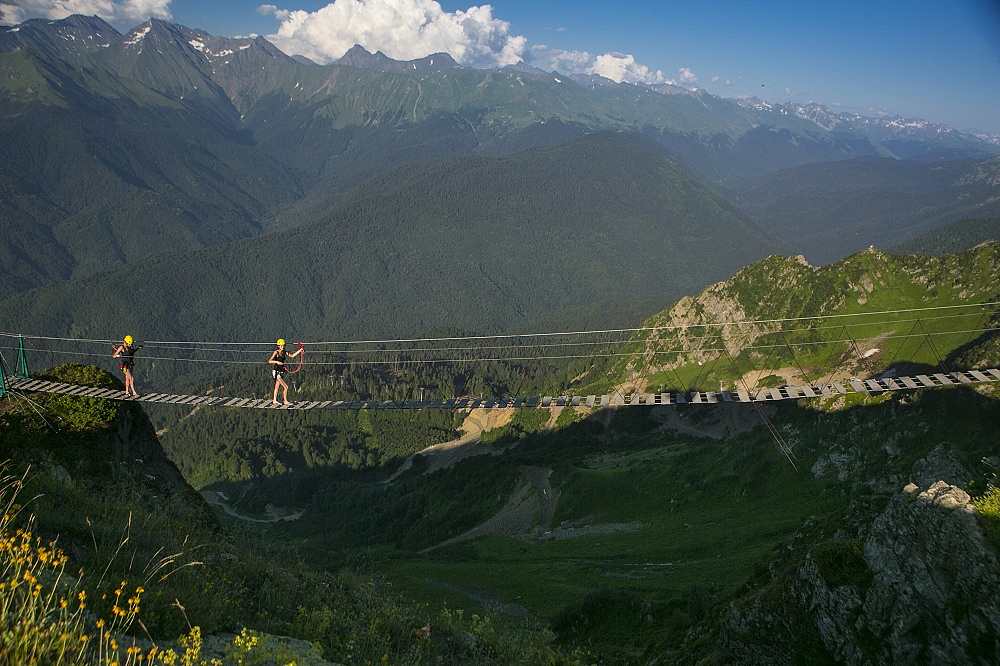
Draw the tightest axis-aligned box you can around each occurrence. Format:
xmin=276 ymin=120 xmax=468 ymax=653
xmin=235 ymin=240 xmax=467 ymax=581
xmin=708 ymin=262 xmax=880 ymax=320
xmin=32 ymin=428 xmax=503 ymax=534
xmin=257 ymin=4 xmax=290 ymax=21
xmin=594 ymin=52 xmax=667 ymax=83
xmin=260 ymin=0 xmax=526 ymax=67
xmin=0 ymin=0 xmax=171 ymax=26
xmin=677 ymin=67 xmax=698 ymax=86
xmin=536 ymin=46 xmax=672 ymax=85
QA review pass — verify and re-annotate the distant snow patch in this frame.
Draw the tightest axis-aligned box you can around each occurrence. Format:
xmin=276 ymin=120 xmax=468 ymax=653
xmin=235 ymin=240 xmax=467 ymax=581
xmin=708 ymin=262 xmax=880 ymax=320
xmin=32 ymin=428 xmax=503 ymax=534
xmin=125 ymin=26 xmax=150 ymax=45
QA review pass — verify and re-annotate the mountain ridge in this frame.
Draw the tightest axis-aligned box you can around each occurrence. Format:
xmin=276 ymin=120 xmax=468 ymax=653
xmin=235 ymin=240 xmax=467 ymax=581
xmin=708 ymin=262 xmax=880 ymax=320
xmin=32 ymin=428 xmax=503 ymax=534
xmin=2 ymin=14 xmax=999 ymax=339
xmin=4 ymin=15 xmax=996 ymax=167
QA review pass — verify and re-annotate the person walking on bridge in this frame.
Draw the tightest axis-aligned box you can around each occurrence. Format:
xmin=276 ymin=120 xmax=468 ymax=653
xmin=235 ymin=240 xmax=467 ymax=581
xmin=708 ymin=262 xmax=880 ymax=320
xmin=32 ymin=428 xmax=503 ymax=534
xmin=269 ymin=338 xmax=303 ymax=406
xmin=112 ymin=335 xmax=141 ymax=398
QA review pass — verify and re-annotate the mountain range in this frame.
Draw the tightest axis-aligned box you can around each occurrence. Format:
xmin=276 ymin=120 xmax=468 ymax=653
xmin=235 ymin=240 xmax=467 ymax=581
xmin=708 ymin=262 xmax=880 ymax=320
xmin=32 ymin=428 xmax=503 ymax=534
xmin=1 ymin=14 xmax=999 ymax=339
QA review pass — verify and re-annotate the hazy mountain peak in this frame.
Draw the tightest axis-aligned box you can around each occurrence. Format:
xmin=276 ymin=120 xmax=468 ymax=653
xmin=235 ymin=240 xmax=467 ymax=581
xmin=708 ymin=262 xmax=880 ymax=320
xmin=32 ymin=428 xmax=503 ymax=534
xmin=645 ymin=81 xmax=702 ymax=97
xmin=0 ymin=13 xmax=120 ymax=57
xmin=565 ymin=72 xmax=620 ymax=89
xmin=336 ymin=44 xmax=459 ymax=74
xmin=736 ymin=97 xmax=1000 ymax=160
xmin=498 ymin=60 xmax=551 ymax=79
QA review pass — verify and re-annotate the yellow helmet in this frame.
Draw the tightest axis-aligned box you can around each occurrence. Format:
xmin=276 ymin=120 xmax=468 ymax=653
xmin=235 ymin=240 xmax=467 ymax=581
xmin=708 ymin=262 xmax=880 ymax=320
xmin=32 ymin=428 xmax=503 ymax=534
xmin=124 ymin=335 xmax=133 ymax=344
xmin=277 ymin=338 xmax=285 ymax=346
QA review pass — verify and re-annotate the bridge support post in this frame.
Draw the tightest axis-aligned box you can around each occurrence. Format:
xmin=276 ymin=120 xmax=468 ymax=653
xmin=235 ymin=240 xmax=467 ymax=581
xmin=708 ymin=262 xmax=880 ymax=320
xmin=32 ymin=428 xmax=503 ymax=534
xmin=15 ymin=336 xmax=28 ymax=379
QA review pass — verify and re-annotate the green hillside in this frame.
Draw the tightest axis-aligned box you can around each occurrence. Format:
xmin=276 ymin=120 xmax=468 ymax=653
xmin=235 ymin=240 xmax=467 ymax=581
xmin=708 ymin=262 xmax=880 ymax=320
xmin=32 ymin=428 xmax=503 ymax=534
xmin=0 ymin=47 xmax=302 ymax=299
xmin=175 ymin=244 xmax=999 ymax=662
xmin=569 ymin=243 xmax=1000 ymax=398
xmin=0 ymin=131 xmax=778 ymax=345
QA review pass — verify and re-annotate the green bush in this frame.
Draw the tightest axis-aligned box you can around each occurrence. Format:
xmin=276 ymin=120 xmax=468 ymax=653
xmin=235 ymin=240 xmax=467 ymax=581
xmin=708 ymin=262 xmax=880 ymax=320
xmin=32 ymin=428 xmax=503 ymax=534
xmin=972 ymin=486 xmax=1000 ymax=552
xmin=756 ymin=374 xmax=786 ymax=389
xmin=811 ymin=539 xmax=873 ymax=590
xmin=42 ymin=364 xmax=123 ymax=430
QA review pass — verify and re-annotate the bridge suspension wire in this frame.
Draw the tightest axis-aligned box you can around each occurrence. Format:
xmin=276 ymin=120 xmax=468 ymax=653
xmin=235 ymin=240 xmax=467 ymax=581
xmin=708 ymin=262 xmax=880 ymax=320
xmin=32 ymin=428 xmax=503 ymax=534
xmin=3 ymin=301 xmax=995 ymax=349
xmin=1 ymin=303 xmax=997 ymax=402
xmin=1 ymin=326 xmax=998 ymax=370
xmin=1 ymin=325 xmax=997 ymax=371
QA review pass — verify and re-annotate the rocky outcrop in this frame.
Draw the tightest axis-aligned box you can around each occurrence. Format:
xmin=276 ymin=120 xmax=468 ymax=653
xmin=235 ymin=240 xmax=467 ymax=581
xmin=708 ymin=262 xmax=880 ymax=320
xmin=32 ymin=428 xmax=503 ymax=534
xmin=854 ymin=481 xmax=999 ymax=664
xmin=715 ymin=457 xmax=1000 ymax=664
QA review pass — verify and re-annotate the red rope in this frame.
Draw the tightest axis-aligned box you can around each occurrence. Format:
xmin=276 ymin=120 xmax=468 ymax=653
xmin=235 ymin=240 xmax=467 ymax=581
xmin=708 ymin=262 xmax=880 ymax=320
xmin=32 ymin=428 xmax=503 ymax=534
xmin=284 ymin=342 xmax=305 ymax=375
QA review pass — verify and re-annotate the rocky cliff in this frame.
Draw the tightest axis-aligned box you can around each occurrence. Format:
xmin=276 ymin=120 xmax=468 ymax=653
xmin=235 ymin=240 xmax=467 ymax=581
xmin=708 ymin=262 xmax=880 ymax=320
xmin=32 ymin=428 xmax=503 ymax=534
xmin=713 ymin=445 xmax=999 ymax=665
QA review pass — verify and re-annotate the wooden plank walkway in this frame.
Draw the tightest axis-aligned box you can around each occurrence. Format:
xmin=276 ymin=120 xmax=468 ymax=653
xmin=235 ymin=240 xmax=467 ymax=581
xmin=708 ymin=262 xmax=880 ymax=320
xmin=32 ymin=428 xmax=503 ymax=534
xmin=5 ymin=369 xmax=999 ymax=411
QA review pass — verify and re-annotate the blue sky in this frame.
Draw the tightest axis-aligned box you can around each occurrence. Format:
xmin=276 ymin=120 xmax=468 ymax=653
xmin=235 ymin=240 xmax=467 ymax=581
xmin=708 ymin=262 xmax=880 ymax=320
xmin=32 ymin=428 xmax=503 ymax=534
xmin=3 ymin=0 xmax=999 ymax=133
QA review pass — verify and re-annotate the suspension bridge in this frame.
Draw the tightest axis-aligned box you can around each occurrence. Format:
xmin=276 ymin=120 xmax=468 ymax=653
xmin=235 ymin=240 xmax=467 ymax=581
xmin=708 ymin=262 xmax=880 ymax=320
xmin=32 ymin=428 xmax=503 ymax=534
xmin=2 ymin=302 xmax=998 ymax=410
xmin=2 ymin=369 xmax=999 ymax=410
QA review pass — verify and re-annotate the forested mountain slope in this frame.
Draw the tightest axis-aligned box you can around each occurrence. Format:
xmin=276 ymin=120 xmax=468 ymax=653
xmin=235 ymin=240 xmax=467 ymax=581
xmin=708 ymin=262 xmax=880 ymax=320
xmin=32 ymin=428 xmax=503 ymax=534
xmin=0 ymin=44 xmax=301 ymax=299
xmin=0 ymin=131 xmax=778 ymax=342
xmin=734 ymin=156 xmax=1000 ymax=263
xmin=892 ymin=217 xmax=1000 ymax=255
xmin=3 ymin=15 xmax=999 ymax=303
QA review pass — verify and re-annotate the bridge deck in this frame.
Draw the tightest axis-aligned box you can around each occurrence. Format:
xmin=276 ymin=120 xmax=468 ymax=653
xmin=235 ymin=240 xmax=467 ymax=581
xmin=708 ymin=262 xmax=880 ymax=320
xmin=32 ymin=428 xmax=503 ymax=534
xmin=4 ymin=369 xmax=999 ymax=410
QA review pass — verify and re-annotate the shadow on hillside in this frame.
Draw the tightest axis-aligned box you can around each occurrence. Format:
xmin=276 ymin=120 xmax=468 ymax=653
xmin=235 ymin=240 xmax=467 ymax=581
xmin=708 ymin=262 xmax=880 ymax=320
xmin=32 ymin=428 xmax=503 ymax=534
xmin=194 ymin=381 xmax=1000 ymax=563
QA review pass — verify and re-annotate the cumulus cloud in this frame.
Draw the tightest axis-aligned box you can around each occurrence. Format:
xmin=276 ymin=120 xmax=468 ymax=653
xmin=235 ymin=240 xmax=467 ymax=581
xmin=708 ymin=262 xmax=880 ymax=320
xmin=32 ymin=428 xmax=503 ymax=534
xmin=260 ymin=0 xmax=526 ymax=67
xmin=0 ymin=0 xmax=171 ymax=26
xmin=533 ymin=44 xmax=707 ymax=91
xmin=536 ymin=46 xmax=672 ymax=85
xmin=257 ymin=3 xmax=290 ymax=21
xmin=677 ymin=67 xmax=698 ymax=86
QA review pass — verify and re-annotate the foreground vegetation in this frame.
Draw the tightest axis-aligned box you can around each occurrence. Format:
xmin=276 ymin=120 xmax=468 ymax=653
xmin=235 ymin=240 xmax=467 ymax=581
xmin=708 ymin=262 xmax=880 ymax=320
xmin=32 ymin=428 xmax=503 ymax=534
xmin=0 ymin=365 xmax=586 ymax=664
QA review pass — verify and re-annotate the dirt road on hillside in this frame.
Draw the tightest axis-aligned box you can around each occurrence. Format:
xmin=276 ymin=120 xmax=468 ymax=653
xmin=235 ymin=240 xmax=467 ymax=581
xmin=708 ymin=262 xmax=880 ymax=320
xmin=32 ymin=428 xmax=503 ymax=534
xmin=387 ymin=409 xmax=517 ymax=482
xmin=200 ymin=491 xmax=303 ymax=523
